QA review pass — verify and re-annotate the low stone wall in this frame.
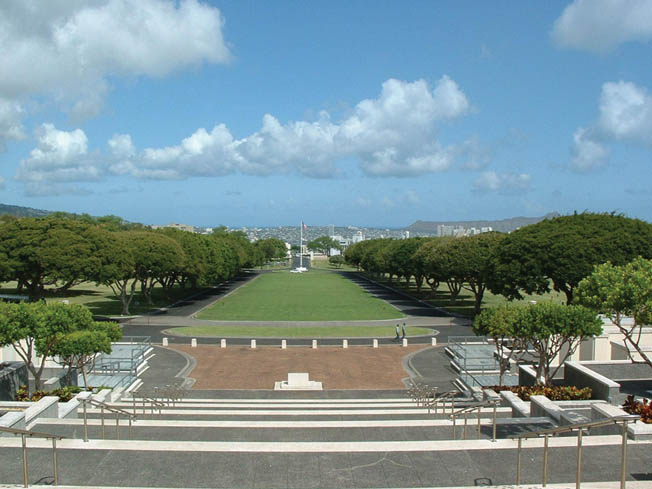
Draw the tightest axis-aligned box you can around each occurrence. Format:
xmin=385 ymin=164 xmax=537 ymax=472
xmin=564 ymin=361 xmax=621 ymax=403
xmin=500 ymin=390 xmax=530 ymax=417
xmin=518 ymin=364 xmax=537 ymax=386
xmin=24 ymin=396 xmax=59 ymax=425
xmin=0 ymin=362 xmax=28 ymax=401
xmin=58 ymin=399 xmax=79 ymax=419
xmin=0 ymin=411 xmax=25 ymax=433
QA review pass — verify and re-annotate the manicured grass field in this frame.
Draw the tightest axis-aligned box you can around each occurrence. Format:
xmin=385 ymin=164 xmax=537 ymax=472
xmin=166 ymin=325 xmax=431 ymax=338
xmin=0 ymin=280 xmax=202 ymax=316
xmin=195 ymin=269 xmax=405 ymax=321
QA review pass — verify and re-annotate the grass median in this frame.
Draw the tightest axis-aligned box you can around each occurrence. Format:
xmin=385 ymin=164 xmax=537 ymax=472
xmin=165 ymin=325 xmax=432 ymax=338
xmin=196 ymin=269 xmax=405 ymax=321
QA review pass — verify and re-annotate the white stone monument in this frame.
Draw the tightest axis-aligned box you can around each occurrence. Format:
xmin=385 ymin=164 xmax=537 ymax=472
xmin=274 ymin=372 xmax=322 ymax=390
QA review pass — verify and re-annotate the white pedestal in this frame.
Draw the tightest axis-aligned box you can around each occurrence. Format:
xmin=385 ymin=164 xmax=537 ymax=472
xmin=373 ymin=339 xmax=378 ymax=348
xmin=191 ymin=338 xmax=197 ymax=348
xmin=221 ymin=339 xmax=226 ymax=348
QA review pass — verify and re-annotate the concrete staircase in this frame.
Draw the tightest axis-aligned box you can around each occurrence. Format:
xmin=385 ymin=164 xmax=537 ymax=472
xmin=0 ymin=390 xmax=650 ymax=488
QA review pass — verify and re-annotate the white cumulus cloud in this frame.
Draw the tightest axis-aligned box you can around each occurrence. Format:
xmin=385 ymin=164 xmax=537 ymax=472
xmin=16 ymin=77 xmax=472 ymax=191
xmin=16 ymin=124 xmax=102 ymax=192
xmin=0 ymin=98 xmax=25 ymax=150
xmin=571 ymin=127 xmax=609 ymax=171
xmin=569 ymin=80 xmax=652 ymax=171
xmin=0 ymin=0 xmax=230 ymax=144
xmin=552 ymin=0 xmax=652 ymax=53
xmin=472 ymin=171 xmax=531 ymax=194
xmin=17 ymin=77 xmax=470 ymax=189
xmin=598 ymin=81 xmax=652 ymax=143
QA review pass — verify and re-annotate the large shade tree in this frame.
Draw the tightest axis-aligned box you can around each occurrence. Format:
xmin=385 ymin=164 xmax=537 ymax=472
xmin=490 ymin=213 xmax=652 ymax=304
xmin=50 ymin=321 xmax=122 ymax=388
xmin=0 ymin=217 xmax=98 ymax=296
xmin=0 ymin=302 xmax=97 ymax=390
xmin=577 ymin=257 xmax=652 ymax=369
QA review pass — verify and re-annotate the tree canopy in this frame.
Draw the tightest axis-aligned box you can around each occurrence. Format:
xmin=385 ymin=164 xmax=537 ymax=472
xmin=0 ymin=302 xmax=98 ymax=390
xmin=475 ymin=302 xmax=602 ymax=385
xmin=577 ymin=257 xmax=652 ymax=369
xmin=307 ymin=236 xmax=341 ymax=256
xmin=490 ymin=213 xmax=652 ymax=304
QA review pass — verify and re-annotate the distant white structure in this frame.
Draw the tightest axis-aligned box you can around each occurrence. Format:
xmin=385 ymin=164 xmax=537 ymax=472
xmin=151 ymin=222 xmax=195 ymax=233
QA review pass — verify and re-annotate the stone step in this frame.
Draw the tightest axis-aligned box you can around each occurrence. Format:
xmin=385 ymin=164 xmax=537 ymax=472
xmin=0 ymin=483 xmax=647 ymax=489
xmin=1 ymin=436 xmax=648 ymax=489
xmin=30 ymin=415 xmax=555 ymax=442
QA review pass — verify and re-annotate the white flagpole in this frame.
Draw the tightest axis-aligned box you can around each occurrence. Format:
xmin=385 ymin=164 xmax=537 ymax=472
xmin=300 ymin=221 xmax=303 ymax=269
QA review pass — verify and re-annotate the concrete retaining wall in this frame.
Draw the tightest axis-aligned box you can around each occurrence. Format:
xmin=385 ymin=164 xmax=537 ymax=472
xmin=564 ymin=361 xmax=621 ymax=403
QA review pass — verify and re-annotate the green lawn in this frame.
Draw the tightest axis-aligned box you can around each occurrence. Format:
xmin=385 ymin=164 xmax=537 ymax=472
xmin=309 ymin=257 xmax=357 ymax=271
xmin=0 ymin=281 xmax=203 ymax=316
xmin=166 ymin=325 xmax=430 ymax=338
xmin=196 ymin=269 xmax=405 ymax=321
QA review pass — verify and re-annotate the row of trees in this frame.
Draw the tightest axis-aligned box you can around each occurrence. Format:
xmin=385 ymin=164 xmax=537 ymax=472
xmin=0 ymin=216 xmax=287 ymax=314
xmin=0 ymin=301 xmax=121 ymax=390
xmin=345 ymin=213 xmax=652 ymax=314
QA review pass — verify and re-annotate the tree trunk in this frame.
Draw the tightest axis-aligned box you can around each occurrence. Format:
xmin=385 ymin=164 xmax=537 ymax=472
xmin=415 ymin=275 xmax=424 ymax=293
xmin=81 ymin=365 xmax=89 ymax=389
xmin=447 ymin=280 xmax=462 ymax=304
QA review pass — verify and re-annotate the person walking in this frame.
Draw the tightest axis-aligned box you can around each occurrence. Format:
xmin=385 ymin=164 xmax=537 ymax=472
xmin=401 ymin=322 xmax=407 ymax=340
xmin=394 ymin=324 xmax=400 ymax=342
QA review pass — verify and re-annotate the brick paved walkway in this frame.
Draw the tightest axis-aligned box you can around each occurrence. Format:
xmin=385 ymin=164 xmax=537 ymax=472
xmin=170 ymin=344 xmax=429 ymax=390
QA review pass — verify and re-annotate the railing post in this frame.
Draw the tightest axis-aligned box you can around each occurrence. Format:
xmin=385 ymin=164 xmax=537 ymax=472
xmin=129 ymin=417 xmax=133 ymax=440
xmin=101 ymin=405 xmax=105 ymax=439
xmin=516 ymin=437 xmax=522 ymax=486
xmin=52 ymin=438 xmax=59 ymax=486
xmin=452 ymin=415 xmax=456 ymax=439
xmin=576 ymin=429 xmax=583 ymax=489
xmin=463 ymin=412 xmax=468 ymax=440
xmin=116 ymin=414 xmax=120 ymax=440
xmin=21 ymin=434 xmax=28 ymax=488
xmin=492 ymin=403 xmax=497 ymax=442
xmin=542 ymin=434 xmax=549 ymax=487
xmin=621 ymin=421 xmax=628 ymax=489
xmin=477 ymin=407 xmax=481 ymax=440
xmin=82 ymin=400 xmax=89 ymax=443
xmin=132 ymin=394 xmax=136 ymax=416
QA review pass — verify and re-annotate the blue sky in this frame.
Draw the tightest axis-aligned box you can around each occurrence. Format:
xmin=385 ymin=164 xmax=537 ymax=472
xmin=1 ymin=0 xmax=651 ymax=228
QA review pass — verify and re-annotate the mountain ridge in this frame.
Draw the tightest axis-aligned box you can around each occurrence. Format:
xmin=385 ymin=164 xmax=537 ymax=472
xmin=406 ymin=212 xmax=561 ymax=233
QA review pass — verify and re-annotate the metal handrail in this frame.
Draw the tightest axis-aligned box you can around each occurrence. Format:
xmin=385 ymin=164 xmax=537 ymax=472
xmin=450 ymin=399 xmax=500 ymax=441
xmin=129 ymin=392 xmax=165 ymax=416
xmin=80 ymin=397 xmax=136 ymax=442
xmin=512 ymin=415 xmax=639 ymax=489
xmin=0 ymin=425 xmax=65 ymax=487
xmin=424 ymin=390 xmax=457 ymax=414
xmin=407 ymin=382 xmax=438 ymax=407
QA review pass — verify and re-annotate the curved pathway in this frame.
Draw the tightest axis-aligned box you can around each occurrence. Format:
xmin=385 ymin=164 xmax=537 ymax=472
xmin=121 ymin=269 xmax=472 ymax=345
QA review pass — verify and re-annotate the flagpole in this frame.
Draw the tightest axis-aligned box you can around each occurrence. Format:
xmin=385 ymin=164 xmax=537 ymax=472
xmin=300 ymin=221 xmax=303 ymax=269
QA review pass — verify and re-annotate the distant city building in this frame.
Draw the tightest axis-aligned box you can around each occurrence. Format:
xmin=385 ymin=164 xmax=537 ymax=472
xmin=152 ymin=222 xmax=196 ymax=233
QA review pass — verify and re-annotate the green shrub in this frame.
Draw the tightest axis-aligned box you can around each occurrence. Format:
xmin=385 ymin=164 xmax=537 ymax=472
xmin=491 ymin=384 xmax=592 ymax=401
xmin=622 ymin=395 xmax=652 ymax=424
xmin=16 ymin=385 xmax=82 ymax=402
